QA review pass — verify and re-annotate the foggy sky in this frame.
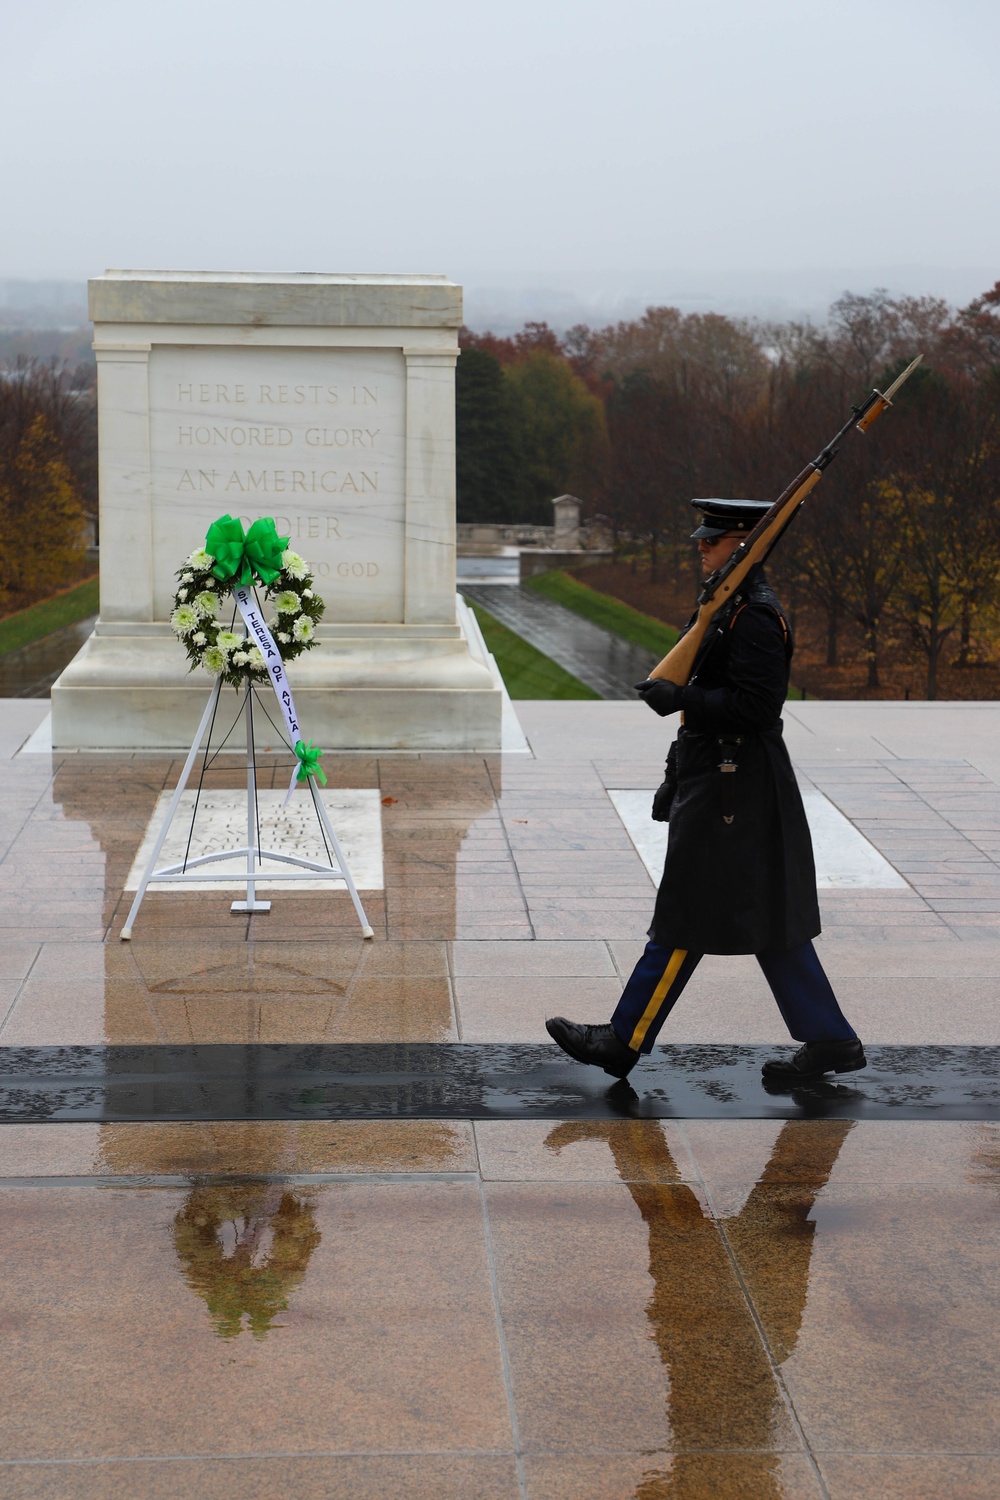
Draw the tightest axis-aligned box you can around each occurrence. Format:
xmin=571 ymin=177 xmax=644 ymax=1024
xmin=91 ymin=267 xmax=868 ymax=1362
xmin=4 ymin=0 xmax=998 ymax=299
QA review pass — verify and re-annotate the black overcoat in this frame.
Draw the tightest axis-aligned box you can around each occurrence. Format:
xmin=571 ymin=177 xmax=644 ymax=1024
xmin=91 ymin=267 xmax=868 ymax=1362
xmin=650 ymin=568 xmax=821 ymax=955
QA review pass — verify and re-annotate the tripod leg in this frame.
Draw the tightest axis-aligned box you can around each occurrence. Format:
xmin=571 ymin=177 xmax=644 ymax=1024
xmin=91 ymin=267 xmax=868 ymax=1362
xmin=232 ymin=685 xmax=271 ymax=914
xmin=308 ymin=776 xmax=375 ymax=939
xmin=120 ymin=676 xmax=223 ymax=940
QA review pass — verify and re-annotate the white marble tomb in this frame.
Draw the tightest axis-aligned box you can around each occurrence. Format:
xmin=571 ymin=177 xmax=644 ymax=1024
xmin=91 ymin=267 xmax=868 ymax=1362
xmin=51 ymin=270 xmax=503 ymax=750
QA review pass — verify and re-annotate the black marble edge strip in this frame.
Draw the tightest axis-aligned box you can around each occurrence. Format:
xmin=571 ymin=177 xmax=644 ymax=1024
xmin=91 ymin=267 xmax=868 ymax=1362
xmin=2 ymin=1098 xmax=998 ymax=1119
xmin=0 ymin=1043 xmax=997 ymax=1070
xmin=0 ymin=1044 xmax=997 ymax=1122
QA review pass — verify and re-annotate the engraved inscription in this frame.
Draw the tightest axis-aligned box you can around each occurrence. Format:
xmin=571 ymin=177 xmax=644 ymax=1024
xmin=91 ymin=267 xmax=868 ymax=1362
xmin=175 ymin=469 xmax=378 ymax=495
xmin=305 ymin=428 xmax=380 ymax=447
xmin=178 ymin=426 xmax=294 ymax=446
xmin=175 ymin=426 xmax=380 ymax=448
xmin=150 ymin=347 xmax=405 ymax=623
xmin=263 ymin=515 xmax=343 ymax=540
xmin=176 ymin=382 xmax=376 ymax=406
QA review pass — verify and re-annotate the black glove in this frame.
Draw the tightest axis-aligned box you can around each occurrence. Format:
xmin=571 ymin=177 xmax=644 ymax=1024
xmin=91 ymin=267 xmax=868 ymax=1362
xmin=651 ymin=779 xmax=674 ymax=821
xmin=634 ymin=678 xmax=682 ymax=717
xmin=651 ymin=743 xmax=678 ymax=821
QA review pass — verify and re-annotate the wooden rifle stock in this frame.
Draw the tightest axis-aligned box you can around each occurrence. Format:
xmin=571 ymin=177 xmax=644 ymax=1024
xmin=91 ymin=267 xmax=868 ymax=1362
xmin=646 ymin=355 xmax=923 ymax=685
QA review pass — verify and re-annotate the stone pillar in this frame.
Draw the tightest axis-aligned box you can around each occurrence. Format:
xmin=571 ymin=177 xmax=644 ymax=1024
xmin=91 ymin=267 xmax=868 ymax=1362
xmin=403 ymin=348 xmax=459 ymax=624
xmin=51 ymin=271 xmax=501 ymax=751
xmin=93 ymin=343 xmax=154 ymax=621
xmin=552 ymin=494 xmax=581 ymax=548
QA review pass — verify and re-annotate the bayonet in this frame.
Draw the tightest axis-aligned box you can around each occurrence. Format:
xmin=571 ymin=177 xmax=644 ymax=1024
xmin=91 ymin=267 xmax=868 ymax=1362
xmin=855 ymin=352 xmax=923 ymax=432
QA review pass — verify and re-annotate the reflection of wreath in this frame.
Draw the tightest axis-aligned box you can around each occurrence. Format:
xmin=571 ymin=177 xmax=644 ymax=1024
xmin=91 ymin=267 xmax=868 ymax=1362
xmin=169 ymin=514 xmax=325 ymax=689
xmin=173 ymin=1184 xmax=322 ymax=1341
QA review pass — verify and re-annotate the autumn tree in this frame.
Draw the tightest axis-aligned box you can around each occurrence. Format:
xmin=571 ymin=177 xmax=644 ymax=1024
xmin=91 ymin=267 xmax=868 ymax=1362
xmin=455 ymin=346 xmax=521 ymax=523
xmin=582 ymin=305 xmax=770 ymax=421
xmin=604 ymin=373 xmax=682 ymax=583
xmin=0 ymin=357 xmax=97 ymax=535
xmin=937 ymin=368 xmax=1000 ymax=666
xmin=941 ymin=281 xmax=1000 ymax=378
xmin=502 ymin=350 xmax=607 ymax=524
xmin=457 ymin=327 xmax=606 ymax=525
xmin=886 ymin=367 xmax=973 ymax=698
xmin=0 ymin=408 xmax=86 ymax=602
xmin=798 ymin=382 xmax=906 ymax=688
xmin=0 ymin=357 xmax=96 ymax=606
xmin=821 ymin=289 xmax=952 ymax=386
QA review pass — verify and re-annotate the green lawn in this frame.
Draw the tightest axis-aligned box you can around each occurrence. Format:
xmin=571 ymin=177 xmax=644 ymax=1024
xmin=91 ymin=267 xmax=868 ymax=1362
xmin=470 ymin=603 xmax=599 ymax=700
xmin=525 ymin=569 xmax=811 ymax=698
xmin=527 ymin=569 xmax=680 ymax=656
xmin=0 ymin=577 xmax=100 ymax=655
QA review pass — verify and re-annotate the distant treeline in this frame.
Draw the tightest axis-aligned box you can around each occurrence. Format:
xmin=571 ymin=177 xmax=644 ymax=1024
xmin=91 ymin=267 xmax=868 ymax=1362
xmin=458 ymin=285 xmax=1000 ymax=698
xmin=0 ymin=327 xmax=94 ymax=369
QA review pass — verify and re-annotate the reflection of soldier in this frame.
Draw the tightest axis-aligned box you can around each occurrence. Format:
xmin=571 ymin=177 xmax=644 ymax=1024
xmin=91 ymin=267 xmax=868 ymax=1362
xmin=545 ymin=1118 xmax=852 ymax=1497
xmin=173 ymin=1183 xmax=320 ymax=1340
xmin=969 ymin=1125 xmax=1000 ymax=1196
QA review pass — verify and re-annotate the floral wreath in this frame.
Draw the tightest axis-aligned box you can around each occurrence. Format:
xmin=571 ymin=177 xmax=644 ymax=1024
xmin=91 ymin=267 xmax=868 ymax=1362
xmin=170 ymin=514 xmax=325 ymax=688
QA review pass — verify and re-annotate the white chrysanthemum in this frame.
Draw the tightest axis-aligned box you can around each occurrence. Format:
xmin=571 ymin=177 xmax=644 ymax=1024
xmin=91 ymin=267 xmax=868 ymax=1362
xmin=232 ymin=651 xmax=248 ymax=667
xmin=292 ymin=615 xmax=314 ymax=643
xmin=170 ymin=604 xmax=198 ymax=634
xmin=194 ymin=590 xmax=220 ymax=617
xmin=176 ymin=588 xmax=188 ymax=601
xmin=203 ymin=645 xmax=226 ymax=674
xmin=282 ymin=550 xmax=308 ymax=580
xmin=181 ymin=571 xmax=194 ymax=583
xmin=192 ymin=631 xmax=207 ymax=647
xmin=247 ymin=647 xmax=265 ymax=669
xmin=216 ymin=630 xmax=242 ymax=653
xmin=273 ymin=589 xmax=301 ymax=615
xmin=188 ymin=548 xmax=213 ymax=570
xmin=302 ymin=588 xmax=314 ymax=599
xmin=277 ymin=631 xmax=291 ymax=643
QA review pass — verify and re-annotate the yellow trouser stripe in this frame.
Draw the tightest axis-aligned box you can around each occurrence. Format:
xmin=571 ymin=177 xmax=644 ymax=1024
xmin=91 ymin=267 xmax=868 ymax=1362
xmin=628 ymin=948 xmax=689 ymax=1051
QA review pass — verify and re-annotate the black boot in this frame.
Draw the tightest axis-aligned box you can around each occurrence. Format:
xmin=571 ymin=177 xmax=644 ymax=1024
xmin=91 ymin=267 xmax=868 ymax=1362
xmin=761 ymin=1038 xmax=867 ymax=1081
xmin=545 ymin=1016 xmax=640 ymax=1079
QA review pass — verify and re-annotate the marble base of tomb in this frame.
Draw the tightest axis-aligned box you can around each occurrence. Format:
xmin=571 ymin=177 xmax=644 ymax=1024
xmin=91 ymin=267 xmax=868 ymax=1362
xmin=51 ymin=608 xmax=501 ymax=751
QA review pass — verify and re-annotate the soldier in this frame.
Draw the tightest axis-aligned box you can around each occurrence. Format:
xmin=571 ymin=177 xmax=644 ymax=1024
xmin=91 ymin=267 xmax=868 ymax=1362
xmin=546 ymin=498 xmax=866 ymax=1084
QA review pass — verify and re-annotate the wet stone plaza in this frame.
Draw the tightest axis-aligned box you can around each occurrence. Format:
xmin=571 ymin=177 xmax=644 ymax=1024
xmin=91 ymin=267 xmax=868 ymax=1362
xmin=0 ymin=696 xmax=998 ymax=1499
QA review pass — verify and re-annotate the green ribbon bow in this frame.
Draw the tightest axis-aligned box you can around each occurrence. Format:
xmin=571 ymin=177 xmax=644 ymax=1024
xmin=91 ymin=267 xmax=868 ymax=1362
xmin=294 ymin=739 xmax=327 ymax=786
xmin=205 ymin=514 xmax=289 ymax=589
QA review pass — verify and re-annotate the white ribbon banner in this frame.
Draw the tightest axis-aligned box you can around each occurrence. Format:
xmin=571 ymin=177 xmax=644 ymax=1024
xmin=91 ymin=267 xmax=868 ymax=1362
xmin=233 ymin=586 xmax=308 ymax=803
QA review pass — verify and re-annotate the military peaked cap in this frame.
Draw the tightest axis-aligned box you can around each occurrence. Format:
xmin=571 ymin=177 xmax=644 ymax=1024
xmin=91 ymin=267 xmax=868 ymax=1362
xmin=689 ymin=498 xmax=772 ymax=539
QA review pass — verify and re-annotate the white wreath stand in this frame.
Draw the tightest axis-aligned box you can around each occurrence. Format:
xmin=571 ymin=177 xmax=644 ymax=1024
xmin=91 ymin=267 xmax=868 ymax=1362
xmin=120 ymin=677 xmax=374 ymax=941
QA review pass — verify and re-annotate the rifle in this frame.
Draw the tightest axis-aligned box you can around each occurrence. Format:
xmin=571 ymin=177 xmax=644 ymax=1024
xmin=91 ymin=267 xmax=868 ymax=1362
xmin=646 ymin=355 xmax=923 ymax=684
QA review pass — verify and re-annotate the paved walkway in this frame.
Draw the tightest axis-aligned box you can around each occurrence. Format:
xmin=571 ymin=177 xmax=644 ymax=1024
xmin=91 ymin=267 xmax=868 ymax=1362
xmin=0 ymin=700 xmax=998 ymax=1498
xmin=460 ymin=583 xmax=657 ymax=698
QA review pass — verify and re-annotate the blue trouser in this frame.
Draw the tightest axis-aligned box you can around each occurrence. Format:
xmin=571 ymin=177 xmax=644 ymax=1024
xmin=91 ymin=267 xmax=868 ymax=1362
xmin=612 ymin=939 xmax=858 ymax=1054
